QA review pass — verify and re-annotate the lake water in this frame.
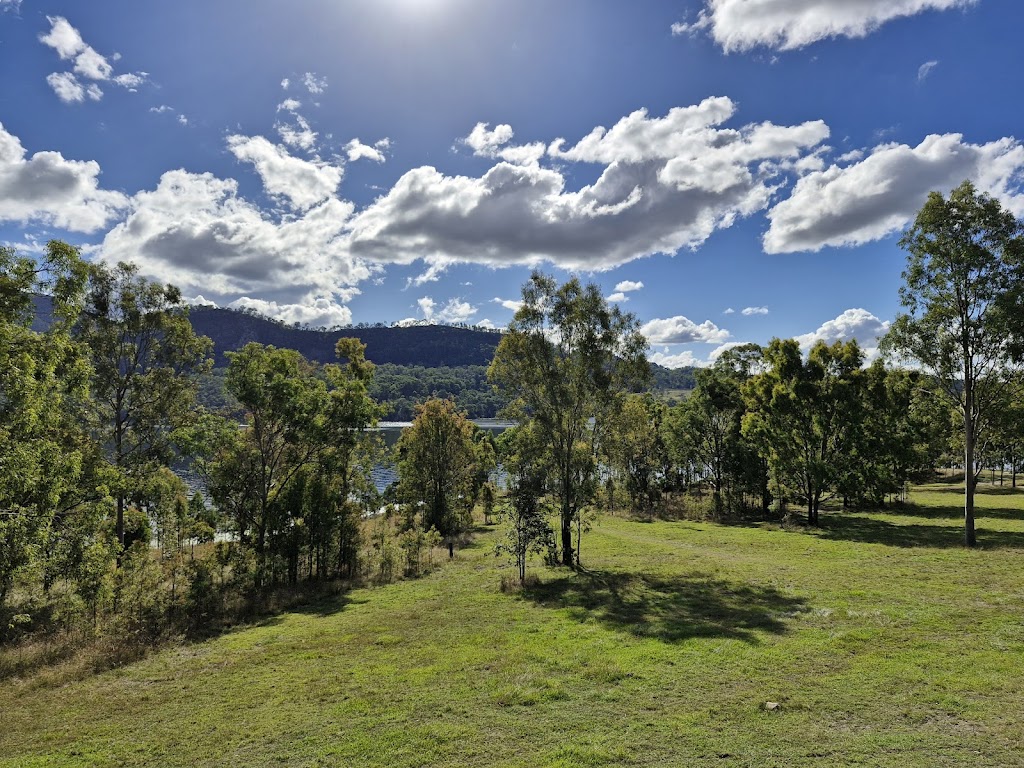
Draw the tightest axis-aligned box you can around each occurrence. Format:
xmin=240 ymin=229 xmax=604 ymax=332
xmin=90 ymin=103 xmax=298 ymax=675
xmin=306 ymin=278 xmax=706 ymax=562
xmin=371 ymin=419 xmax=515 ymax=491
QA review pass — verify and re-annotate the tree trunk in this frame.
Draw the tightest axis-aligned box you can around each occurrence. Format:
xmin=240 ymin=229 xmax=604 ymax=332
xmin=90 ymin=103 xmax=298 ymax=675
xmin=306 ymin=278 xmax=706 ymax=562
xmin=964 ymin=407 xmax=977 ymax=548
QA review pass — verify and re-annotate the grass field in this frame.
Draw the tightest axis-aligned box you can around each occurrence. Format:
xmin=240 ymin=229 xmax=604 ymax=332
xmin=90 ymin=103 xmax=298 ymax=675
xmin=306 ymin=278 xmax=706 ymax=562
xmin=4 ymin=480 xmax=1024 ymax=767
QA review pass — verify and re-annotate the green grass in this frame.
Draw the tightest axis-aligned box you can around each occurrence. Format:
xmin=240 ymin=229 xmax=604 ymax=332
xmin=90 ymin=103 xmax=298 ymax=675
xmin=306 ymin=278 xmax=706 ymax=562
xmin=4 ymin=481 xmax=1024 ymax=767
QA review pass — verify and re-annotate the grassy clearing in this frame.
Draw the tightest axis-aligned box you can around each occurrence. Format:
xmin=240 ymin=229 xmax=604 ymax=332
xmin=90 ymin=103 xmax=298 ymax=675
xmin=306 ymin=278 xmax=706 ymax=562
xmin=4 ymin=481 xmax=1024 ymax=767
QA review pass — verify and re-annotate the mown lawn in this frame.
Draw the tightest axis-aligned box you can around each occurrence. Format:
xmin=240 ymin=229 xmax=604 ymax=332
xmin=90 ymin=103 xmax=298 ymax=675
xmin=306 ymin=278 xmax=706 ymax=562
xmin=3 ymin=480 xmax=1024 ymax=767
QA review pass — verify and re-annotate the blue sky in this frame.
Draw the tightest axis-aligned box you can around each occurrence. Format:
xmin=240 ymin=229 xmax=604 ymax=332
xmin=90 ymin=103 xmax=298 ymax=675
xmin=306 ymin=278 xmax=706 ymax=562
xmin=1 ymin=0 xmax=1021 ymax=367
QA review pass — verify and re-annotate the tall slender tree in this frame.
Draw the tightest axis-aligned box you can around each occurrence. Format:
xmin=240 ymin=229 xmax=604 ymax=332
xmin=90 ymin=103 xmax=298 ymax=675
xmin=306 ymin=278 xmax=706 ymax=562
xmin=883 ymin=181 xmax=1024 ymax=546
xmin=77 ymin=262 xmax=212 ymax=550
xmin=489 ymin=272 xmax=649 ymax=566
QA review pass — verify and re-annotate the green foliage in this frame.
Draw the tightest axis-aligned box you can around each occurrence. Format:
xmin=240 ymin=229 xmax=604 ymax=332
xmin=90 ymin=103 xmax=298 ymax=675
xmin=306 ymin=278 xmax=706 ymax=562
xmin=495 ymin=424 xmax=555 ymax=582
xmin=489 ymin=271 xmax=650 ymax=566
xmin=396 ymin=398 xmax=484 ymax=538
xmin=76 ymin=260 xmax=213 ymax=549
xmin=884 ymin=180 xmax=1024 ymax=545
xmin=743 ymin=338 xmax=864 ymax=525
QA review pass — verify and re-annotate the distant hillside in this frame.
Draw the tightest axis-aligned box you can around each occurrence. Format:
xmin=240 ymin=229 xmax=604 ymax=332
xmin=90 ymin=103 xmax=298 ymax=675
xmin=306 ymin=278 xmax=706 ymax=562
xmin=160 ymin=306 xmax=505 ymax=368
xmin=31 ymin=297 xmax=696 ymax=403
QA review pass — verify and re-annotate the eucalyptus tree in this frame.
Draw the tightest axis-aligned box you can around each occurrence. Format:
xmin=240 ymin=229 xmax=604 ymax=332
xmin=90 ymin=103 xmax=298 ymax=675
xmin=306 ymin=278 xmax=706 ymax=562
xmin=76 ymin=261 xmax=212 ymax=550
xmin=605 ymin=394 xmax=665 ymax=514
xmin=495 ymin=423 xmax=554 ymax=583
xmin=396 ymin=398 xmax=482 ymax=539
xmin=743 ymin=339 xmax=864 ymax=525
xmin=210 ymin=343 xmax=326 ymax=585
xmin=489 ymin=272 xmax=649 ymax=566
xmin=0 ymin=241 xmax=91 ymax=607
xmin=883 ymin=181 xmax=1024 ymax=546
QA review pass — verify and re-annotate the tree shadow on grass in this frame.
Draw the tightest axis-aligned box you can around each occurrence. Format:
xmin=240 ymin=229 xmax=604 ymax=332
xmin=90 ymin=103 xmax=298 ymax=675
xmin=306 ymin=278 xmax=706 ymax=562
xmin=875 ymin=501 xmax=1024 ymax=523
xmin=816 ymin=513 xmax=1024 ymax=550
xmin=521 ymin=569 xmax=806 ymax=644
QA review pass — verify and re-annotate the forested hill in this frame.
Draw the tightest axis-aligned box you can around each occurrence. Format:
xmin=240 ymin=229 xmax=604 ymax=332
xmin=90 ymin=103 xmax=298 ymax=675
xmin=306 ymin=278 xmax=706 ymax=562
xmin=187 ymin=307 xmax=503 ymax=367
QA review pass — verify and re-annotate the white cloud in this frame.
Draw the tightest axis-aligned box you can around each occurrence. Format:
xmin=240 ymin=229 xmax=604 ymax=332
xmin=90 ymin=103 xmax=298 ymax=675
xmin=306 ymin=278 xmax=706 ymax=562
xmin=349 ymin=97 xmax=829 ymax=272
xmin=40 ymin=16 xmax=147 ymax=102
xmin=45 ymin=72 xmax=102 ymax=103
xmin=0 ymin=122 xmax=128 ymax=231
xmin=150 ymin=104 xmax=174 ymax=114
xmin=675 ymin=0 xmax=976 ymax=52
xmin=302 ymin=72 xmax=327 ymax=95
xmin=227 ymin=135 xmax=343 ymax=211
xmin=742 ymin=306 xmax=769 ymax=315
xmin=177 ymin=115 xmax=188 ymax=126
xmin=641 ymin=315 xmax=731 ymax=344
xmin=406 ymin=257 xmax=451 ymax=287
xmin=99 ymin=168 xmax=367 ymax=305
xmin=607 ymin=292 xmax=628 ymax=303
xmin=113 ymin=72 xmax=148 ymax=91
xmin=476 ymin=318 xmax=497 ymax=330
xmin=281 ymin=78 xmax=290 ymax=90
xmin=709 ymin=341 xmax=750 ymax=361
xmin=917 ymin=60 xmax=939 ymax=81
xmin=277 ymin=98 xmax=302 ymax=112
xmin=186 ymin=294 xmax=218 ymax=307
xmin=649 ymin=350 xmax=708 ymax=369
xmin=345 ymin=138 xmax=390 ymax=163
xmin=418 ymin=296 xmax=477 ymax=323
xmin=794 ymin=308 xmax=890 ymax=351
xmin=1 ymin=1 xmax=22 ymax=12
xmin=39 ymin=16 xmax=113 ymax=80
xmin=228 ymin=296 xmax=353 ymax=328
xmin=464 ymin=123 xmax=515 ymax=155
xmin=614 ymin=280 xmax=644 ymax=293
xmin=764 ymin=133 xmax=1024 ymax=253
xmin=493 ymin=297 xmax=524 ymax=312
xmin=275 ymin=112 xmax=318 ymax=152
xmin=462 ymin=123 xmax=545 ymax=166
xmin=723 ymin=307 xmax=735 ymax=314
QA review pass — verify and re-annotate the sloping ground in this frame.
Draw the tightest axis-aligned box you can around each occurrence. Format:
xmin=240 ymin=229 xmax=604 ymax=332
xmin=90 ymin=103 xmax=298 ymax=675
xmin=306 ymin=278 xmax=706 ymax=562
xmin=4 ymin=482 xmax=1024 ymax=767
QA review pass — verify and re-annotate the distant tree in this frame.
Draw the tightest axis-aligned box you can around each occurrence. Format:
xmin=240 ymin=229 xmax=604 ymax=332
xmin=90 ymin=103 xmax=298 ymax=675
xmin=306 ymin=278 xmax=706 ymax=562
xmin=743 ymin=339 xmax=864 ymax=525
xmin=209 ymin=344 xmax=325 ymax=586
xmin=396 ymin=398 xmax=479 ymax=539
xmin=604 ymin=394 xmax=665 ymax=514
xmin=77 ymin=261 xmax=212 ymax=551
xmin=883 ymin=181 xmax=1024 ymax=546
xmin=489 ymin=272 xmax=649 ymax=566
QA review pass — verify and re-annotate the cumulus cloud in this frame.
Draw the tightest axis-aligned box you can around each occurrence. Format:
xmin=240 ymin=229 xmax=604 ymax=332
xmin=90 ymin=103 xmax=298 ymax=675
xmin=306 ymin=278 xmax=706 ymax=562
xmin=417 ymin=296 xmax=478 ymax=324
xmin=917 ymin=60 xmax=939 ymax=81
xmin=349 ymin=97 xmax=829 ymax=272
xmin=113 ymin=72 xmax=148 ymax=91
xmin=765 ymin=133 xmax=1024 ymax=253
xmin=614 ymin=280 xmax=644 ymax=293
xmin=674 ymin=0 xmax=976 ymax=52
xmin=649 ymin=350 xmax=708 ymax=369
xmin=742 ymin=306 xmax=769 ymax=315
xmin=723 ymin=307 xmax=735 ymax=314
xmin=461 ymin=123 xmax=545 ymax=166
xmin=607 ymin=292 xmax=628 ymax=302
xmin=228 ymin=296 xmax=353 ymax=328
xmin=0 ymin=122 xmax=128 ymax=231
xmin=40 ymin=16 xmax=147 ymax=102
xmin=345 ymin=138 xmax=390 ymax=163
xmin=98 ymin=168 xmax=367 ymax=312
xmin=45 ymin=72 xmax=102 ymax=103
xmin=406 ymin=257 xmax=451 ymax=287
xmin=641 ymin=315 xmax=731 ymax=344
xmin=493 ymin=297 xmax=524 ymax=312
xmin=277 ymin=98 xmax=302 ymax=112
xmin=275 ymin=111 xmax=318 ymax=152
xmin=227 ymin=135 xmax=343 ymax=210
xmin=794 ymin=308 xmax=890 ymax=351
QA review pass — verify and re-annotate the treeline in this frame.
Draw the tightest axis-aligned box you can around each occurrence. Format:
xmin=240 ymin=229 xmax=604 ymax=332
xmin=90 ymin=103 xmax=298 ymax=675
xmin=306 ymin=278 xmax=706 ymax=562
xmin=0 ymin=244 xmax=503 ymax=658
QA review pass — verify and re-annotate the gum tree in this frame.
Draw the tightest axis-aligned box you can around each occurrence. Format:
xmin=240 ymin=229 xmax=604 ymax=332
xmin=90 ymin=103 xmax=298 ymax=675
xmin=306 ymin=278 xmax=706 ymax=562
xmin=489 ymin=272 xmax=649 ymax=566
xmin=883 ymin=181 xmax=1024 ymax=547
